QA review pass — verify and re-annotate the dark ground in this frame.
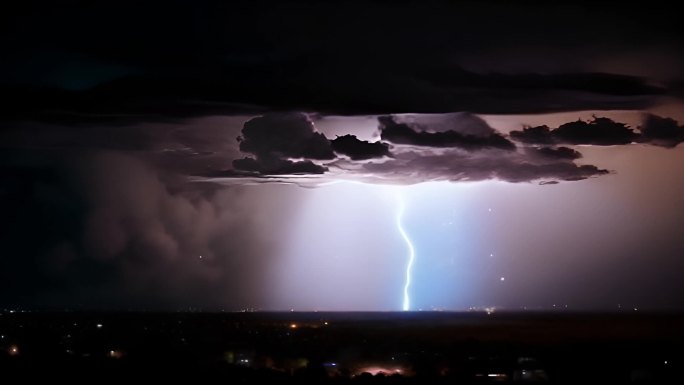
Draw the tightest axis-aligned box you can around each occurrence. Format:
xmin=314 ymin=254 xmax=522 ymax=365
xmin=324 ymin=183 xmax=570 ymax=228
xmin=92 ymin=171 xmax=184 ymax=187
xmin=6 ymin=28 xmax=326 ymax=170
xmin=1 ymin=311 xmax=682 ymax=383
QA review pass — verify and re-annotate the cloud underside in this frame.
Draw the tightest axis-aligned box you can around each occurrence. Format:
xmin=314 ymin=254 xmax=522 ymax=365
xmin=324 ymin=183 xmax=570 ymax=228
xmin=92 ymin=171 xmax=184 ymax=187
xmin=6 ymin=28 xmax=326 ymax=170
xmin=340 ymin=152 xmax=608 ymax=184
xmin=216 ymin=112 xmax=619 ymax=185
xmin=0 ymin=69 xmax=664 ymax=126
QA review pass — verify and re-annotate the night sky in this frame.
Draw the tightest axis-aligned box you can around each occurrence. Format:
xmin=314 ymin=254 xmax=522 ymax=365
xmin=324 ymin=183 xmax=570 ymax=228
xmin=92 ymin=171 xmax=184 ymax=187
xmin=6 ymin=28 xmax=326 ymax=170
xmin=2 ymin=1 xmax=684 ymax=311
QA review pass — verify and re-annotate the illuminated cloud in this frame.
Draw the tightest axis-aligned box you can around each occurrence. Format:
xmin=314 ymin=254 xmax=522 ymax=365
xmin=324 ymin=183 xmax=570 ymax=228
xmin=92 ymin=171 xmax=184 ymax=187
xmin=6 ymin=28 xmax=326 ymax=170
xmin=379 ymin=115 xmax=516 ymax=151
xmin=357 ymin=150 xmax=607 ymax=184
xmin=222 ymin=113 xmax=608 ymax=185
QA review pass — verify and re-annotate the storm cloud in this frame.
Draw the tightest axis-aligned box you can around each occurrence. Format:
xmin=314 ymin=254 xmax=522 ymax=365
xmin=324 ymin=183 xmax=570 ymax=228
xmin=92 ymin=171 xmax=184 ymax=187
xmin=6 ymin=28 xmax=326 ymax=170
xmin=232 ymin=113 xmax=333 ymax=175
xmin=330 ymin=135 xmax=391 ymax=160
xmin=2 ymin=2 xmax=680 ymax=127
xmin=511 ymin=115 xmax=684 ymax=148
xmin=379 ymin=116 xmax=516 ymax=151
xmin=639 ymin=114 xmax=684 ymax=148
xmin=511 ymin=117 xmax=638 ymax=146
xmin=222 ymin=113 xmax=609 ymax=185
xmin=2 ymin=0 xmax=684 ymax=311
xmin=0 ymin=151 xmax=284 ymax=309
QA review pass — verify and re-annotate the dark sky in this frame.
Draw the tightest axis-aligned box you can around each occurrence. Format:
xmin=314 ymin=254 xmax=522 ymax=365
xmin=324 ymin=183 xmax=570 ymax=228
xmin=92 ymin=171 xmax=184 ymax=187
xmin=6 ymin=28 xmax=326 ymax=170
xmin=1 ymin=0 xmax=683 ymax=310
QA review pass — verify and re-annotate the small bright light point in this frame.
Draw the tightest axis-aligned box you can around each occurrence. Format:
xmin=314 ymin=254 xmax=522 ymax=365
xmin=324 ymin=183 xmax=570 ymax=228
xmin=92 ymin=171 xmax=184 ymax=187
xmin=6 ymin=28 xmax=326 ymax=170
xmin=633 ymin=307 xmax=638 ymax=311
xmin=96 ymin=323 xmax=103 ymax=328
xmin=664 ymin=360 xmax=668 ymax=365
xmin=199 ymin=255 xmax=203 ymax=259
xmin=289 ymin=323 xmax=297 ymax=329
xmin=9 ymin=345 xmax=19 ymax=356
xmin=324 ymin=321 xmax=328 ymax=325
xmin=488 ymin=208 xmax=492 ymax=212
xmin=490 ymin=253 xmax=494 ymax=257
xmin=500 ymin=277 xmax=505 ymax=281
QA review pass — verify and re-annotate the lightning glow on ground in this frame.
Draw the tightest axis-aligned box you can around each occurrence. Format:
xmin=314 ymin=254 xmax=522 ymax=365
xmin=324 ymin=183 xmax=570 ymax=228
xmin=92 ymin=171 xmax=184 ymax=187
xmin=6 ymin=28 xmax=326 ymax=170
xmin=396 ymin=194 xmax=416 ymax=311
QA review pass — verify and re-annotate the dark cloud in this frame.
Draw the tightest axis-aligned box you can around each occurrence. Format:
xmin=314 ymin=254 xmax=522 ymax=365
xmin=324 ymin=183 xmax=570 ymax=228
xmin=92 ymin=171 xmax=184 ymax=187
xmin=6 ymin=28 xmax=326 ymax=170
xmin=1 ymin=1 xmax=681 ymax=126
xmin=510 ymin=125 xmax=554 ymax=145
xmin=330 ymin=135 xmax=391 ymax=160
xmin=639 ymin=114 xmax=684 ymax=148
xmin=511 ymin=115 xmax=684 ymax=148
xmin=1 ymin=71 xmax=663 ymax=127
xmin=238 ymin=113 xmax=334 ymax=160
xmin=233 ymin=113 xmax=332 ymax=175
xmin=531 ymin=146 xmax=583 ymax=160
xmin=379 ymin=116 xmax=516 ymax=151
xmin=510 ymin=117 xmax=638 ymax=146
xmin=553 ymin=117 xmax=638 ymax=145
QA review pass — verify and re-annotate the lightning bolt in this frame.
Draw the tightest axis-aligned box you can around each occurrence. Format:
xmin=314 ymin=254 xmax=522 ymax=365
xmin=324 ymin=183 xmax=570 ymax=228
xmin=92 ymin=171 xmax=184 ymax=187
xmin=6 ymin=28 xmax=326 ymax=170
xmin=396 ymin=194 xmax=415 ymax=311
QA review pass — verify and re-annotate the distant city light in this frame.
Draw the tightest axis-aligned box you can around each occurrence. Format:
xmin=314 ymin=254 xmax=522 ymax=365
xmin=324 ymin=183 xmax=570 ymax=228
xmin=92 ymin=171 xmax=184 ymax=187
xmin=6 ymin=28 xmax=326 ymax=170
xmin=290 ymin=323 xmax=298 ymax=329
xmin=9 ymin=345 xmax=19 ymax=356
xmin=488 ymin=373 xmax=506 ymax=378
xmin=356 ymin=366 xmax=405 ymax=376
xmin=96 ymin=323 xmax=103 ymax=329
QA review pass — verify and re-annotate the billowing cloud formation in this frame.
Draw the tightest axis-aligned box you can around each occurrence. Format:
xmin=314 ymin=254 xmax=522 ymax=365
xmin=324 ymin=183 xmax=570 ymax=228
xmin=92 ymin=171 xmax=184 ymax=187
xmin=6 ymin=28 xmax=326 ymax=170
xmin=330 ymin=135 xmax=391 ymax=160
xmin=640 ymin=114 xmax=684 ymax=148
xmin=0 ymin=151 xmax=281 ymax=309
xmin=379 ymin=116 xmax=516 ymax=150
xmin=233 ymin=113 xmax=333 ymax=175
xmin=238 ymin=113 xmax=334 ymax=160
xmin=511 ymin=117 xmax=638 ymax=146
